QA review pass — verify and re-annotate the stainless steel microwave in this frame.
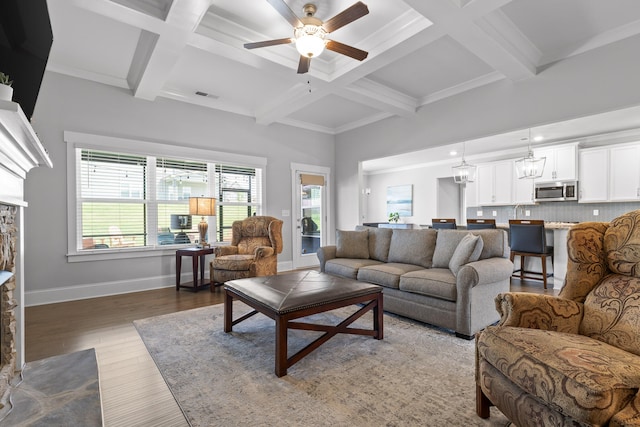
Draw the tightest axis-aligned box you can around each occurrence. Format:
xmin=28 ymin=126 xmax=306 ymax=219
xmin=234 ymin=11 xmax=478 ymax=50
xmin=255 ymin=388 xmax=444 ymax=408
xmin=534 ymin=181 xmax=578 ymax=202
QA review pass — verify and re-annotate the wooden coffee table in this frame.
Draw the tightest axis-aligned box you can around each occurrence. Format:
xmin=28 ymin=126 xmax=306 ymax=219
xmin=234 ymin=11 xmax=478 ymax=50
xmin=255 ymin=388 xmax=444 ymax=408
xmin=224 ymin=270 xmax=383 ymax=377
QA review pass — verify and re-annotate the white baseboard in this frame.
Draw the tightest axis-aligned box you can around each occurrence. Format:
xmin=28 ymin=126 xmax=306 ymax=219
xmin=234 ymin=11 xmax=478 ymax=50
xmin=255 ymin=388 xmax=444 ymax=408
xmin=25 ymin=262 xmax=297 ymax=306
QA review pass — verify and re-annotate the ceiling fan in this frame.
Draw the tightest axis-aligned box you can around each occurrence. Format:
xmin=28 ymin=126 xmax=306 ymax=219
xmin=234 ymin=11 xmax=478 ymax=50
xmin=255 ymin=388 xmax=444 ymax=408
xmin=244 ymin=0 xmax=369 ymax=74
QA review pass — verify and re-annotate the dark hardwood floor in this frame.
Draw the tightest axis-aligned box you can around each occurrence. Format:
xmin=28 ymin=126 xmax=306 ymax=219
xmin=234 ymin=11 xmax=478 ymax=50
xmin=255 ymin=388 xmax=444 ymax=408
xmin=24 ymin=276 xmax=556 ymax=426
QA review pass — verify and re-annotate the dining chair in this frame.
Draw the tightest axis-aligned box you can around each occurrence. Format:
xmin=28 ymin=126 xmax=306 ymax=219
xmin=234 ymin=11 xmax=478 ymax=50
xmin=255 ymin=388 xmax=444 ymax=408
xmin=466 ymin=219 xmax=497 ymax=230
xmin=431 ymin=218 xmax=457 ymax=229
xmin=508 ymin=219 xmax=553 ymax=288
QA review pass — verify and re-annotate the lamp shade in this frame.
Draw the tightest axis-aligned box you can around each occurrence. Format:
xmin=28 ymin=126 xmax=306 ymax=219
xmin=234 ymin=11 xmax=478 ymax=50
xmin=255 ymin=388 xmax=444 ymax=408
xmin=189 ymin=197 xmax=216 ymax=216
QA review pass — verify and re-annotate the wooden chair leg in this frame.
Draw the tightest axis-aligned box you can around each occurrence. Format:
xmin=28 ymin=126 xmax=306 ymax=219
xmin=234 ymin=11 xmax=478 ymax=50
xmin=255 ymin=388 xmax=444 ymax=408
xmin=520 ymin=255 xmax=525 ymax=280
xmin=476 ymin=384 xmax=491 ymax=418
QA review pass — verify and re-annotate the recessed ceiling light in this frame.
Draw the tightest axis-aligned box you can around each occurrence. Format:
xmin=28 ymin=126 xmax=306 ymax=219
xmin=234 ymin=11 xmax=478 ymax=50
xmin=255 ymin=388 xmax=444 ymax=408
xmin=449 ymin=150 xmax=457 ymax=156
xmin=533 ymin=135 xmax=544 ymax=142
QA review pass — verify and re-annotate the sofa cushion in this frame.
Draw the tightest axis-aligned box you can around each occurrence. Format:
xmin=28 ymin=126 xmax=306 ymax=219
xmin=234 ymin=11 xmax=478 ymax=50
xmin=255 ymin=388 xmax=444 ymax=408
xmin=580 ymin=274 xmax=640 ymax=357
xmin=478 ymin=326 xmax=640 ymax=425
xmin=399 ymin=268 xmax=457 ymax=301
xmin=211 ymin=254 xmax=255 ymax=271
xmin=470 ymin=229 xmax=508 ymax=259
xmin=604 ymin=209 xmax=640 ymax=277
xmin=325 ymin=258 xmax=383 ymax=280
xmin=357 ymin=263 xmax=425 ymax=289
xmin=449 ymin=233 xmax=483 ymax=276
xmin=432 ymin=230 xmax=469 ymax=268
xmin=387 ymin=229 xmax=437 ymax=268
xmin=356 ymin=226 xmax=392 ymax=262
xmin=335 ymin=229 xmax=369 ymax=259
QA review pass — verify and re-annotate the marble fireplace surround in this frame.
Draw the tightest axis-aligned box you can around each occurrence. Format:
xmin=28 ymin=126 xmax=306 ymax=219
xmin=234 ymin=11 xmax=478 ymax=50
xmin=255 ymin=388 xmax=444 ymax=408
xmin=0 ymin=100 xmax=52 ymax=409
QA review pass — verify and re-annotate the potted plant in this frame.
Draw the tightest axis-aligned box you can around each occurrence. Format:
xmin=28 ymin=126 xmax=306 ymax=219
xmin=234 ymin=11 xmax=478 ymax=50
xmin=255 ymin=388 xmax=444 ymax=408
xmin=0 ymin=72 xmax=13 ymax=101
xmin=388 ymin=212 xmax=400 ymax=223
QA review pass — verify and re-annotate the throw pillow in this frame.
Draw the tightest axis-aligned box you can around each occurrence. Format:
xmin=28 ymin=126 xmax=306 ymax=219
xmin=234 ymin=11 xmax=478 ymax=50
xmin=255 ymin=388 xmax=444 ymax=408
xmin=449 ymin=233 xmax=484 ymax=276
xmin=387 ymin=229 xmax=437 ymax=268
xmin=335 ymin=229 xmax=370 ymax=259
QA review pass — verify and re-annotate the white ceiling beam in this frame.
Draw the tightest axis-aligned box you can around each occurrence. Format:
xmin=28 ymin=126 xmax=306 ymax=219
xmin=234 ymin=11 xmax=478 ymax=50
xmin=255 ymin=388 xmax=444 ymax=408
xmin=342 ymin=79 xmax=417 ymax=118
xmin=79 ymin=0 xmax=214 ymax=101
xmin=404 ymin=0 xmax=537 ymax=81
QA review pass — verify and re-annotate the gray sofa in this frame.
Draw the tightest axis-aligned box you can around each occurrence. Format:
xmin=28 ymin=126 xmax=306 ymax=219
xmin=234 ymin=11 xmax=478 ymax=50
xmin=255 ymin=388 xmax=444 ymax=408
xmin=317 ymin=226 xmax=514 ymax=339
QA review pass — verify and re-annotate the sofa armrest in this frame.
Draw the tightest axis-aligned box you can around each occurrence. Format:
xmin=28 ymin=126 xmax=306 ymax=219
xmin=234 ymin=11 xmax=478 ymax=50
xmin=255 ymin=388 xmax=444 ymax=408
xmin=254 ymin=246 xmax=275 ymax=259
xmin=317 ymin=245 xmax=337 ymax=272
xmin=214 ymin=246 xmax=238 ymax=257
xmin=495 ymin=292 xmax=583 ymax=333
xmin=457 ymin=258 xmax=514 ymax=288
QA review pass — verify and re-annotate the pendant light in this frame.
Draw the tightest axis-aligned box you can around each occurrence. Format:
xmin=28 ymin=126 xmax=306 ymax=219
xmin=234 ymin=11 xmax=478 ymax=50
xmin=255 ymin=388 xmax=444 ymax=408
xmin=452 ymin=142 xmax=477 ymax=184
xmin=515 ymin=129 xmax=546 ymax=179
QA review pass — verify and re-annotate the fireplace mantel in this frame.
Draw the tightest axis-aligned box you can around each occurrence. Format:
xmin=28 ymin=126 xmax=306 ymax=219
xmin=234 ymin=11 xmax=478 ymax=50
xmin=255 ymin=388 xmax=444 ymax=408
xmin=0 ymin=100 xmax=51 ymax=409
xmin=0 ymin=100 xmax=51 ymax=197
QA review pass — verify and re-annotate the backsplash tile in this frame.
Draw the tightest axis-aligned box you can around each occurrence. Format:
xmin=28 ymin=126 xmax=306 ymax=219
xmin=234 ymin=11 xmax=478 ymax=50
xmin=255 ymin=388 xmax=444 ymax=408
xmin=467 ymin=201 xmax=640 ymax=224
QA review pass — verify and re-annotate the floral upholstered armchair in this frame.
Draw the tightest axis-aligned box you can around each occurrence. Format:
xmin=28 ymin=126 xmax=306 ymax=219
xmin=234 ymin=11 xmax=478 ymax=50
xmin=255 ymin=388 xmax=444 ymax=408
xmin=476 ymin=209 xmax=640 ymax=427
xmin=210 ymin=216 xmax=283 ymax=286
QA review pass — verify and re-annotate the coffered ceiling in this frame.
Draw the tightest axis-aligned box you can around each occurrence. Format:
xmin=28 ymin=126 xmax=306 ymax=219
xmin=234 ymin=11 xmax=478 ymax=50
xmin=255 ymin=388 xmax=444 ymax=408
xmin=46 ymin=0 xmax=640 ymax=138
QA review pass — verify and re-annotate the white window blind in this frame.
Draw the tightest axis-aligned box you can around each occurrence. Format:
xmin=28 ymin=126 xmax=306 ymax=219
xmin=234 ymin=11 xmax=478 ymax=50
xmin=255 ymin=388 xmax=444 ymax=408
xmin=216 ymin=164 xmax=263 ymax=242
xmin=79 ymin=150 xmax=147 ymax=249
xmin=76 ymin=149 xmax=263 ymax=251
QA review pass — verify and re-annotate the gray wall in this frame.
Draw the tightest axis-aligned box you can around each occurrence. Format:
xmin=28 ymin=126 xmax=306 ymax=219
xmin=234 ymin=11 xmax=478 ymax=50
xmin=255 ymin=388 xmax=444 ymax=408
xmin=25 ymin=72 xmax=335 ymax=304
xmin=336 ymin=34 xmax=640 ymax=230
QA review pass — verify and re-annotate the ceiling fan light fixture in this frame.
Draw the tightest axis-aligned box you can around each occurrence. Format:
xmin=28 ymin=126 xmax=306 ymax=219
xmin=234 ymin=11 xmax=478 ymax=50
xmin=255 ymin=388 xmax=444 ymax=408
xmin=295 ymin=25 xmax=326 ymax=58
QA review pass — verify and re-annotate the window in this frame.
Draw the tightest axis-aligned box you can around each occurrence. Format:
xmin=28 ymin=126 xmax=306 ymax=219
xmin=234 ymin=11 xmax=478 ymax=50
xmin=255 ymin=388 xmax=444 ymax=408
xmin=67 ymin=132 xmax=266 ymax=257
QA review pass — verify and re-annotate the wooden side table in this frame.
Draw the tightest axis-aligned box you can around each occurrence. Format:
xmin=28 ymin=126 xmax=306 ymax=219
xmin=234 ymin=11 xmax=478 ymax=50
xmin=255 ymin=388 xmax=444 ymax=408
xmin=176 ymin=247 xmax=214 ymax=291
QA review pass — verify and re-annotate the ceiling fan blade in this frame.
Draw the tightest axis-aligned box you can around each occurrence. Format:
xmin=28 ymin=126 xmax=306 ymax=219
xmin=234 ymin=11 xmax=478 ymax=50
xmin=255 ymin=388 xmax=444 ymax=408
xmin=297 ymin=56 xmax=311 ymax=74
xmin=266 ymin=0 xmax=302 ymax=27
xmin=322 ymin=2 xmax=369 ymax=33
xmin=326 ymin=40 xmax=368 ymax=61
xmin=244 ymin=38 xmax=293 ymax=49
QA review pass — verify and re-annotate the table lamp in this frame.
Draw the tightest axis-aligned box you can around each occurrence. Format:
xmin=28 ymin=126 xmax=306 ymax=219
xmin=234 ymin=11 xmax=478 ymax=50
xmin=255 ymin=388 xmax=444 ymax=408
xmin=189 ymin=197 xmax=216 ymax=247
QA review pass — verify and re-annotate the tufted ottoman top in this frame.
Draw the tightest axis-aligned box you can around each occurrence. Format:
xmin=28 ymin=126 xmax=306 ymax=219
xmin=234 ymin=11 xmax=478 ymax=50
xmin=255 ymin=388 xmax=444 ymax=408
xmin=225 ymin=270 xmax=381 ymax=314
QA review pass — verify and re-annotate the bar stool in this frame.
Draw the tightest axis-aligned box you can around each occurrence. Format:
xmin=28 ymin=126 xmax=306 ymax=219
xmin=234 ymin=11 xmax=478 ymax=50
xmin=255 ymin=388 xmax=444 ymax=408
xmin=431 ymin=218 xmax=457 ymax=229
xmin=466 ymin=219 xmax=496 ymax=230
xmin=508 ymin=219 xmax=554 ymax=289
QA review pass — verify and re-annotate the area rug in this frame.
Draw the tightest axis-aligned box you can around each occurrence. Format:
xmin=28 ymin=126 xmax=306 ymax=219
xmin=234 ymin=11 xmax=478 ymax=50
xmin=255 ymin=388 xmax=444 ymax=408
xmin=0 ymin=348 xmax=102 ymax=426
xmin=134 ymin=302 xmax=511 ymax=426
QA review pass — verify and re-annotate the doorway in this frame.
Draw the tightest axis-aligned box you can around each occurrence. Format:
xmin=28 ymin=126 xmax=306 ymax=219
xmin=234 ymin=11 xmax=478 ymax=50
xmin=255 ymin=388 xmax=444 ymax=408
xmin=436 ymin=177 xmax=464 ymax=223
xmin=291 ymin=163 xmax=330 ymax=269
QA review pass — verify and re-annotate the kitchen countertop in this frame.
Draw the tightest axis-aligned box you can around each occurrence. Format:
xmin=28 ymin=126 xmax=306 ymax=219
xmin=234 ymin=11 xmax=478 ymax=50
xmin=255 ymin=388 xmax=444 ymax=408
xmin=489 ymin=222 xmax=578 ymax=230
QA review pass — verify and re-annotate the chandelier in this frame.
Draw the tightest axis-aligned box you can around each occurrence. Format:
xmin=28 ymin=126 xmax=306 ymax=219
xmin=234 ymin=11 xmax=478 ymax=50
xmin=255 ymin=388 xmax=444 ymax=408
xmin=515 ymin=129 xmax=546 ymax=179
xmin=452 ymin=142 xmax=477 ymax=184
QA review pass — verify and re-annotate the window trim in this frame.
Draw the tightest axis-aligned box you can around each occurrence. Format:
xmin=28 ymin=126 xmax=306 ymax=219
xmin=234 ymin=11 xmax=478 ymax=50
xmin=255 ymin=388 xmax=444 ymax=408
xmin=64 ymin=131 xmax=267 ymax=262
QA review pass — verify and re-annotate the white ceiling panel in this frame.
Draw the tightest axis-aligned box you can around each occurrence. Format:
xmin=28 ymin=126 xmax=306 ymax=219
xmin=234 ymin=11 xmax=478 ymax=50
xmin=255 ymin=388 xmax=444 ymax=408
xmin=366 ymin=35 xmax=494 ymax=98
xmin=47 ymin=0 xmax=140 ymax=82
xmin=287 ymin=94 xmax=381 ymax=129
xmin=502 ymin=0 xmax=640 ymax=56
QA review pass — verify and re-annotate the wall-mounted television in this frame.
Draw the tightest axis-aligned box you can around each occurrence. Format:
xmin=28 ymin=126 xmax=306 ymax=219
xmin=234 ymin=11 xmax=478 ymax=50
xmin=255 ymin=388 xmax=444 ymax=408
xmin=0 ymin=0 xmax=53 ymax=119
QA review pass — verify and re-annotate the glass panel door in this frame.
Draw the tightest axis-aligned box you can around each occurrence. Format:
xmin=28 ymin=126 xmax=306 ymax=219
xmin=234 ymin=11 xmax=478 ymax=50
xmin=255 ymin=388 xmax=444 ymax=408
xmin=293 ymin=168 xmax=327 ymax=269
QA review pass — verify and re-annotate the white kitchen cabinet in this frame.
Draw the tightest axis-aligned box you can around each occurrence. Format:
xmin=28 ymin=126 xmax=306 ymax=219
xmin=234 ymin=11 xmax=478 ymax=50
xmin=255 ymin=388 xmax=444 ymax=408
xmin=609 ymin=144 xmax=640 ymax=201
xmin=579 ymin=147 xmax=609 ymax=202
xmin=476 ymin=161 xmax=513 ymax=205
xmin=534 ymin=143 xmax=578 ymax=183
xmin=513 ymin=172 xmax=535 ymax=204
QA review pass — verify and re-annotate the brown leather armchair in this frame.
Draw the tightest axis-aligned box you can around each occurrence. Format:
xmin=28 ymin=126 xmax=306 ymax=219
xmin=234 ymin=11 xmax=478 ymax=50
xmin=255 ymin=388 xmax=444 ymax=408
xmin=476 ymin=209 xmax=640 ymax=426
xmin=210 ymin=216 xmax=283 ymax=286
